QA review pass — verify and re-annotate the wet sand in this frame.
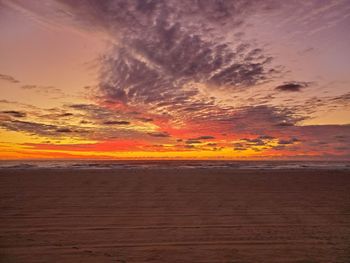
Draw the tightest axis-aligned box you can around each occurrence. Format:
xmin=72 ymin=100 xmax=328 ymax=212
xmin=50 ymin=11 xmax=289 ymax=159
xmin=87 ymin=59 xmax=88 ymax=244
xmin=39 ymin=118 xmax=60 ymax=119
xmin=1 ymin=168 xmax=350 ymax=262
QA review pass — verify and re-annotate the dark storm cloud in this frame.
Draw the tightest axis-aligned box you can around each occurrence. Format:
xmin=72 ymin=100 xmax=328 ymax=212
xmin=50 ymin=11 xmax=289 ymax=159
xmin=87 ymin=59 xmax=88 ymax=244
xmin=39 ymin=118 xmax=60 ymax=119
xmin=1 ymin=110 xmax=26 ymax=118
xmin=275 ymin=82 xmax=309 ymax=92
xmin=0 ymin=73 xmax=20 ymax=83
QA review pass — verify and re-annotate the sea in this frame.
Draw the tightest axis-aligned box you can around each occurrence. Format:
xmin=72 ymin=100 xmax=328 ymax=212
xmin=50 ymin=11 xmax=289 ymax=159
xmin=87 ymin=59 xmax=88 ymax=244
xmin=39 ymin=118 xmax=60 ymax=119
xmin=0 ymin=160 xmax=349 ymax=170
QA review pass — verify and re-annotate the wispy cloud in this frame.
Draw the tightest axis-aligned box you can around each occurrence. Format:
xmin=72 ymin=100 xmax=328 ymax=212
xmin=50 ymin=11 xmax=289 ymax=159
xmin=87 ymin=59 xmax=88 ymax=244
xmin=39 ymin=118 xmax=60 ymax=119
xmin=0 ymin=73 xmax=19 ymax=84
xmin=1 ymin=110 xmax=26 ymax=118
xmin=21 ymin=85 xmax=66 ymax=98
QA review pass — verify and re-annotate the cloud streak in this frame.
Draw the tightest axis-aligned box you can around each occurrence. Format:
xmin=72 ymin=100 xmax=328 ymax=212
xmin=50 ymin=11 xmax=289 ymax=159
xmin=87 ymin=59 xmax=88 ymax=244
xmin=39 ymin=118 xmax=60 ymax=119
xmin=0 ymin=73 xmax=20 ymax=84
xmin=275 ymin=82 xmax=309 ymax=92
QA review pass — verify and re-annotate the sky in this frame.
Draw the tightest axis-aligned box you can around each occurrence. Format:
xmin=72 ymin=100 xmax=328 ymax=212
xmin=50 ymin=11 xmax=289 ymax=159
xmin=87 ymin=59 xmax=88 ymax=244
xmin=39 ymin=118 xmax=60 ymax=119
xmin=0 ymin=0 xmax=349 ymax=160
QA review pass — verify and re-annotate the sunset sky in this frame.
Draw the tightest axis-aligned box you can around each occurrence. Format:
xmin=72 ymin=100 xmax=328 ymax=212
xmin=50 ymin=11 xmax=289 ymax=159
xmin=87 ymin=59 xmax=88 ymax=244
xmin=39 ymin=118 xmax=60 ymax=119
xmin=0 ymin=0 xmax=349 ymax=159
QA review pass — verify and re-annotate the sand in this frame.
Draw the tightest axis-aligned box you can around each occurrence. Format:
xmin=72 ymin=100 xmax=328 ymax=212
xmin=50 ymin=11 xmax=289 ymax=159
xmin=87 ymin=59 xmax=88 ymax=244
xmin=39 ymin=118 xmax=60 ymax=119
xmin=0 ymin=168 xmax=350 ymax=262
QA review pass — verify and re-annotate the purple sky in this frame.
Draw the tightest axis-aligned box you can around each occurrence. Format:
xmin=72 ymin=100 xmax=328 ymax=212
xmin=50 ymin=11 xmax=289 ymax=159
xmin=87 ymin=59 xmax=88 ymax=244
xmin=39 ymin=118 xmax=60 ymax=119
xmin=0 ymin=0 xmax=349 ymax=159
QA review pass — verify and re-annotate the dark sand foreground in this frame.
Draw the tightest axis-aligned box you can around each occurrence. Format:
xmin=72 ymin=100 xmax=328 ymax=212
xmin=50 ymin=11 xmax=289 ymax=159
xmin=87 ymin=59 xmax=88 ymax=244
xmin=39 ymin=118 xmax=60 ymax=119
xmin=1 ymin=168 xmax=350 ymax=262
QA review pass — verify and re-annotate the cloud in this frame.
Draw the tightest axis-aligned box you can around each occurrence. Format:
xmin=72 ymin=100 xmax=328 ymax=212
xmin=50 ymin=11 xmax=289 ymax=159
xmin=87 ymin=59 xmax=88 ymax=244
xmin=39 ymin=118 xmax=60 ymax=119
xmin=184 ymin=144 xmax=196 ymax=149
xmin=21 ymin=85 xmax=65 ymax=98
xmin=103 ymin=120 xmax=130 ymax=125
xmin=38 ymin=109 xmax=75 ymax=120
xmin=0 ymin=73 xmax=20 ymax=84
xmin=0 ymin=119 xmax=64 ymax=136
xmin=233 ymin=146 xmax=247 ymax=151
xmin=1 ymin=110 xmax=26 ymax=118
xmin=278 ymin=138 xmax=299 ymax=145
xmin=225 ymin=105 xmax=304 ymax=132
xmin=275 ymin=121 xmax=295 ymax=127
xmin=59 ymin=112 xmax=74 ymax=117
xmin=258 ymin=135 xmax=275 ymax=140
xmin=96 ymin=36 xmax=276 ymax=116
xmin=147 ymin=131 xmax=170 ymax=138
xmin=275 ymin=82 xmax=309 ymax=92
xmin=69 ymin=103 xmax=126 ymax=123
xmin=56 ymin=128 xmax=73 ymax=133
xmin=233 ymin=142 xmax=248 ymax=151
xmin=2 ymin=2 xmax=289 ymax=131
xmin=189 ymin=135 xmax=215 ymax=140
xmin=0 ymin=118 xmax=89 ymax=138
xmin=67 ymin=103 xmax=159 ymax=131
xmin=15 ymin=0 xmax=277 ymax=123
xmin=137 ymin=117 xmax=153 ymax=122
xmin=330 ymin=92 xmax=350 ymax=105
xmin=243 ymin=138 xmax=266 ymax=146
xmin=185 ymin=140 xmax=202 ymax=144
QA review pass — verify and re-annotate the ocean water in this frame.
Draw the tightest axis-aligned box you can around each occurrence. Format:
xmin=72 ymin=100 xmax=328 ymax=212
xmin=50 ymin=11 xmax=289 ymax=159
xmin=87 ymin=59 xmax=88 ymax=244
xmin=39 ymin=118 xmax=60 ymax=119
xmin=0 ymin=160 xmax=349 ymax=170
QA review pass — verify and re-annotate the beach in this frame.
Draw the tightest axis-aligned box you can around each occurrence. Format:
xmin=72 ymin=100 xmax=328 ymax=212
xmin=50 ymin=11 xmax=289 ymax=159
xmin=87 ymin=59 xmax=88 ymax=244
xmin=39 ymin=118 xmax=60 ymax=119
xmin=1 ymin=167 xmax=350 ymax=262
